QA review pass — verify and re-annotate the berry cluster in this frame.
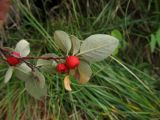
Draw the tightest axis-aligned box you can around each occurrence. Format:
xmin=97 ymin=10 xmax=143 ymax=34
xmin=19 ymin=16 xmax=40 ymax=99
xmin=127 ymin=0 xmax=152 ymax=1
xmin=56 ymin=56 xmax=80 ymax=73
xmin=5 ymin=50 xmax=80 ymax=74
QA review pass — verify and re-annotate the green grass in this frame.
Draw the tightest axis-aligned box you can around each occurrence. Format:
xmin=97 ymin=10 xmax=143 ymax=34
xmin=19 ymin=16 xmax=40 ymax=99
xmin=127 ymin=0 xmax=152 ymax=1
xmin=0 ymin=0 xmax=160 ymax=119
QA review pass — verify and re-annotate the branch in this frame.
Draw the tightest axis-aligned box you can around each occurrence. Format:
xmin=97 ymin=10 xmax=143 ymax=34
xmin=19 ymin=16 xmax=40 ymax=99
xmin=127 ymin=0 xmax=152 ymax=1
xmin=22 ymin=56 xmax=64 ymax=60
xmin=0 ymin=47 xmax=63 ymax=70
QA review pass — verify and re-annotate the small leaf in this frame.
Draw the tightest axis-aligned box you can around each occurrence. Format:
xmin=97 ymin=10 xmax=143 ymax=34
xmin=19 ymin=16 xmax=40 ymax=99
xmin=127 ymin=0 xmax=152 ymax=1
xmin=36 ymin=53 xmax=57 ymax=73
xmin=155 ymin=28 xmax=160 ymax=47
xmin=111 ymin=29 xmax=123 ymax=41
xmin=14 ymin=63 xmax=32 ymax=81
xmin=32 ymin=70 xmax=45 ymax=88
xmin=79 ymin=34 xmax=119 ymax=62
xmin=111 ymin=29 xmax=121 ymax=55
xmin=4 ymin=66 xmax=13 ymax=83
xmin=15 ymin=39 xmax=30 ymax=57
xmin=111 ymin=29 xmax=127 ymax=51
xmin=64 ymin=75 xmax=72 ymax=91
xmin=70 ymin=35 xmax=81 ymax=55
xmin=54 ymin=30 xmax=71 ymax=54
xmin=150 ymin=34 xmax=156 ymax=53
xmin=25 ymin=78 xmax=47 ymax=99
xmin=78 ymin=61 xmax=92 ymax=84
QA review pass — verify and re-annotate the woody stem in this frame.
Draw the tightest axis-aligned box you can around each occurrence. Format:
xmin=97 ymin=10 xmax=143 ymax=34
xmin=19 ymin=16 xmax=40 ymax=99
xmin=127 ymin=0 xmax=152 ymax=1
xmin=0 ymin=47 xmax=64 ymax=61
xmin=21 ymin=56 xmax=64 ymax=60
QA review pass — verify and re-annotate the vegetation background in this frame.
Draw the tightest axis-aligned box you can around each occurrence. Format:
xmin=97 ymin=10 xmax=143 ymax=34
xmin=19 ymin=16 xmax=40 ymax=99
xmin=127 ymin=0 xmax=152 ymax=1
xmin=0 ymin=0 xmax=160 ymax=119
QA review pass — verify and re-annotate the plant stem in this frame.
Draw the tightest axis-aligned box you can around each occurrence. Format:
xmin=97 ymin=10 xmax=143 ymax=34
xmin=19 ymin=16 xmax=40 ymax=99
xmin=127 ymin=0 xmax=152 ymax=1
xmin=0 ymin=47 xmax=64 ymax=61
xmin=22 ymin=56 xmax=64 ymax=60
xmin=0 ymin=47 xmax=63 ymax=71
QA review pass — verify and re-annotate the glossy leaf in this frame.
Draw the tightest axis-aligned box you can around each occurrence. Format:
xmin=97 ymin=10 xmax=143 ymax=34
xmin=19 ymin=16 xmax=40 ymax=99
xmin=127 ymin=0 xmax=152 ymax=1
xmin=4 ymin=66 xmax=13 ymax=83
xmin=15 ymin=39 xmax=30 ymax=57
xmin=64 ymin=75 xmax=72 ymax=91
xmin=25 ymin=78 xmax=47 ymax=99
xmin=54 ymin=30 xmax=71 ymax=54
xmin=79 ymin=34 xmax=119 ymax=62
xmin=70 ymin=35 xmax=80 ymax=55
xmin=78 ymin=61 xmax=92 ymax=84
xmin=14 ymin=63 xmax=32 ymax=81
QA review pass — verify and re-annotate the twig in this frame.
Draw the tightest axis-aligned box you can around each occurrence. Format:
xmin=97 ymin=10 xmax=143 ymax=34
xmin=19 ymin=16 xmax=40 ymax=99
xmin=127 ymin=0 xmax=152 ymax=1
xmin=20 ymin=59 xmax=38 ymax=71
xmin=22 ymin=56 xmax=64 ymax=60
xmin=0 ymin=47 xmax=64 ymax=71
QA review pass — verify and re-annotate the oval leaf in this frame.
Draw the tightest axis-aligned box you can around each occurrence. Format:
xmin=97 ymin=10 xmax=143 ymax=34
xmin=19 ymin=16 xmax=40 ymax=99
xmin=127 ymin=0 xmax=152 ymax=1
xmin=79 ymin=34 xmax=119 ymax=62
xmin=25 ymin=79 xmax=47 ymax=99
xmin=64 ymin=75 xmax=72 ymax=91
xmin=36 ymin=53 xmax=57 ymax=73
xmin=32 ymin=70 xmax=45 ymax=88
xmin=54 ymin=30 xmax=71 ymax=54
xmin=15 ymin=39 xmax=30 ymax=57
xmin=14 ymin=63 xmax=32 ymax=81
xmin=78 ymin=61 xmax=92 ymax=84
xmin=4 ymin=66 xmax=13 ymax=83
xmin=111 ymin=29 xmax=123 ymax=41
xmin=70 ymin=35 xmax=80 ymax=55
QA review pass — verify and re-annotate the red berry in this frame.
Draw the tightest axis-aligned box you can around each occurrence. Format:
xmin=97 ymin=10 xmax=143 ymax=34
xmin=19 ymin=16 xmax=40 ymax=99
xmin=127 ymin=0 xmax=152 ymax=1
xmin=56 ymin=63 xmax=69 ymax=73
xmin=66 ymin=56 xmax=80 ymax=69
xmin=6 ymin=56 xmax=20 ymax=66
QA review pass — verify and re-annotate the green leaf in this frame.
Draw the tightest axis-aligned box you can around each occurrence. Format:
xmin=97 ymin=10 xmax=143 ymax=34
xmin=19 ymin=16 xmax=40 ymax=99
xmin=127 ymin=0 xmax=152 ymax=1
xmin=54 ymin=30 xmax=71 ymax=54
xmin=4 ymin=67 xmax=14 ymax=83
xmin=36 ymin=53 xmax=57 ymax=73
xmin=78 ymin=61 xmax=92 ymax=84
xmin=70 ymin=35 xmax=81 ymax=55
xmin=25 ymin=78 xmax=47 ymax=99
xmin=14 ymin=63 xmax=32 ymax=81
xmin=32 ymin=70 xmax=45 ymax=88
xmin=111 ymin=29 xmax=123 ymax=41
xmin=15 ymin=39 xmax=30 ymax=57
xmin=111 ymin=29 xmax=128 ymax=51
xmin=155 ymin=28 xmax=160 ymax=47
xmin=79 ymin=34 xmax=119 ymax=62
xmin=150 ymin=34 xmax=156 ymax=53
xmin=111 ymin=29 xmax=122 ymax=55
